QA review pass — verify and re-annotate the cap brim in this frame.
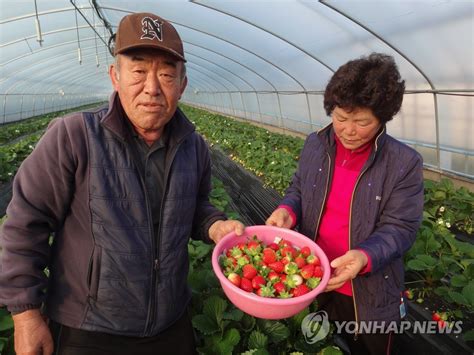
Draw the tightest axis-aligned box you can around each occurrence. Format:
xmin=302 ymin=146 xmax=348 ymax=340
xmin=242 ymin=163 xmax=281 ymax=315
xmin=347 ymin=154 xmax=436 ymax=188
xmin=115 ymin=44 xmax=186 ymax=62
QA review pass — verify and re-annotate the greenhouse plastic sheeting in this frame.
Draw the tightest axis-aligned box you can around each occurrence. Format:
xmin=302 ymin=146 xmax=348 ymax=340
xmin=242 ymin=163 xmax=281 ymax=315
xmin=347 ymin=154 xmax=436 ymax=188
xmin=0 ymin=0 xmax=473 ymax=178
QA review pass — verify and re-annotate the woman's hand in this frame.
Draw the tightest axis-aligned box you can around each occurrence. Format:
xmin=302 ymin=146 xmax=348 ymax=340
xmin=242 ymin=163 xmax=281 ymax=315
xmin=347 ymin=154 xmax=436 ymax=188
xmin=325 ymin=250 xmax=368 ymax=292
xmin=208 ymin=220 xmax=245 ymax=244
xmin=265 ymin=208 xmax=294 ymax=229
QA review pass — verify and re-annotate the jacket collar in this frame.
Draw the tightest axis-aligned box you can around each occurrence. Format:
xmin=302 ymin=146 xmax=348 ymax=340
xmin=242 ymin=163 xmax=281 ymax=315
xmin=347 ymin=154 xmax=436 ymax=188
xmin=317 ymin=122 xmax=387 ymax=156
xmin=101 ymin=91 xmax=195 ymax=146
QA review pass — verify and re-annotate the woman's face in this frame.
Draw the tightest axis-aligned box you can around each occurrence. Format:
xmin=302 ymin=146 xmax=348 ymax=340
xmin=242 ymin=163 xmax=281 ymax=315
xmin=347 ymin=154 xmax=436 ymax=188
xmin=332 ymin=106 xmax=382 ymax=150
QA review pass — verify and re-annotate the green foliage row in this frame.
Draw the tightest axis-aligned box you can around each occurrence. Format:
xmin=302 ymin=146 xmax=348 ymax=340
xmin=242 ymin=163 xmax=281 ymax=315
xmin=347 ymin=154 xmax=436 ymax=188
xmin=405 ymin=178 xmax=474 ymax=314
xmin=182 ymin=104 xmax=304 ymax=195
xmin=0 ymin=103 xmax=105 ymax=145
xmin=0 ymin=103 xmax=106 ymax=183
xmin=0 ymin=133 xmax=42 ymax=182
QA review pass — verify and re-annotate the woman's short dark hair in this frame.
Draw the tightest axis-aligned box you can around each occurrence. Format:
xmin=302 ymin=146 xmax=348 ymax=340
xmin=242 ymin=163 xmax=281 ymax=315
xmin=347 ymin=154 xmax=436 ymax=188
xmin=323 ymin=53 xmax=405 ymax=124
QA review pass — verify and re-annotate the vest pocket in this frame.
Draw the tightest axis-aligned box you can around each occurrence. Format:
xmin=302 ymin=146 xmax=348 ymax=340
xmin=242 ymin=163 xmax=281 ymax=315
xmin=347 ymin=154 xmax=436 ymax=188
xmin=87 ymin=245 xmax=102 ymax=300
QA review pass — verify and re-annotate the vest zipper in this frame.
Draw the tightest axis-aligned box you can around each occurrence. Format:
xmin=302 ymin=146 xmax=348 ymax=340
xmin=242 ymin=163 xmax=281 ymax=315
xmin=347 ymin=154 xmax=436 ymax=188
xmin=144 ymin=140 xmax=182 ymax=336
xmin=348 ymin=128 xmax=383 ymax=341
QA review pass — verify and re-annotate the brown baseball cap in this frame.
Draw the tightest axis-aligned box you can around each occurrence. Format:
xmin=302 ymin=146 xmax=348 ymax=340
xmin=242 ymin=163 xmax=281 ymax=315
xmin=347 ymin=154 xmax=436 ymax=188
xmin=113 ymin=12 xmax=186 ymax=62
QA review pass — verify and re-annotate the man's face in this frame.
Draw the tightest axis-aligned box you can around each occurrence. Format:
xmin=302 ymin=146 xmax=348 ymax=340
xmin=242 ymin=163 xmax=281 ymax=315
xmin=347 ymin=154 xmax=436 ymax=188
xmin=332 ymin=106 xmax=381 ymax=150
xmin=110 ymin=49 xmax=187 ymax=139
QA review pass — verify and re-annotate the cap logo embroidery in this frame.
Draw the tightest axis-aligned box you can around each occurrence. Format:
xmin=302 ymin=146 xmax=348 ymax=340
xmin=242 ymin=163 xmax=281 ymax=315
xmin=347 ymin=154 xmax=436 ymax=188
xmin=140 ymin=17 xmax=163 ymax=41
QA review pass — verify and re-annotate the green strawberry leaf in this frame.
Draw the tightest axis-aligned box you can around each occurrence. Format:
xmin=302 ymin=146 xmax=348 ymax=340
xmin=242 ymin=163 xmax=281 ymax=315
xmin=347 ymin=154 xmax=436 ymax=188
xmin=203 ymin=296 xmax=227 ymax=325
xmin=256 ymin=319 xmax=290 ymax=344
xmin=248 ymin=330 xmax=268 ymax=349
xmin=192 ymin=314 xmax=219 ymax=335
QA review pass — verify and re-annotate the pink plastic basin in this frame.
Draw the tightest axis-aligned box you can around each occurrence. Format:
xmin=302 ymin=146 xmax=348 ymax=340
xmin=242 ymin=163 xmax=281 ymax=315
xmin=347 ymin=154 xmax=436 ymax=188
xmin=212 ymin=225 xmax=330 ymax=319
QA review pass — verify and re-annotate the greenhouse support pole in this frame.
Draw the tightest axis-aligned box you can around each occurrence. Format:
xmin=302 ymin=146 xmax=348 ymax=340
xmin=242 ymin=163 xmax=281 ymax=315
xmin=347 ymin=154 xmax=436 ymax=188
xmin=42 ymin=96 xmax=47 ymax=115
xmin=19 ymin=94 xmax=24 ymax=120
xmin=240 ymin=92 xmax=248 ymax=120
xmin=2 ymin=94 xmax=8 ymax=124
xmin=275 ymin=92 xmax=284 ymax=130
xmin=255 ymin=91 xmax=263 ymax=123
xmin=228 ymin=92 xmax=237 ymax=118
xmin=433 ymin=93 xmax=441 ymax=171
xmin=32 ymin=95 xmax=37 ymax=117
xmin=305 ymin=93 xmax=313 ymax=132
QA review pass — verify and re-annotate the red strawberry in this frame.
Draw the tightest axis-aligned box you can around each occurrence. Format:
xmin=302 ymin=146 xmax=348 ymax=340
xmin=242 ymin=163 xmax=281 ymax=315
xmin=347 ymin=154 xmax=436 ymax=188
xmin=300 ymin=246 xmax=311 ymax=258
xmin=227 ymin=273 xmax=241 ymax=287
xmin=281 ymin=256 xmax=292 ymax=265
xmin=432 ymin=313 xmax=441 ymax=321
xmin=252 ymin=275 xmax=265 ymax=290
xmin=257 ymin=285 xmax=275 ymax=297
xmin=262 ymin=248 xmax=277 ymax=264
xmin=291 ymin=284 xmax=311 ymax=297
xmin=281 ymin=246 xmax=297 ymax=259
xmin=242 ymin=264 xmax=258 ymax=279
xmin=240 ymin=277 xmax=253 ymax=292
xmin=301 ymin=264 xmax=314 ymax=279
xmin=274 ymin=282 xmax=286 ymax=294
xmin=279 ymin=239 xmax=292 ymax=248
xmin=268 ymin=243 xmax=279 ymax=251
xmin=268 ymin=261 xmax=284 ymax=273
xmin=306 ymin=255 xmax=321 ymax=266
xmin=280 ymin=274 xmax=287 ymax=283
xmin=295 ymin=256 xmax=307 ymax=268
xmin=313 ymin=266 xmax=324 ymax=278
xmin=247 ymin=240 xmax=260 ymax=250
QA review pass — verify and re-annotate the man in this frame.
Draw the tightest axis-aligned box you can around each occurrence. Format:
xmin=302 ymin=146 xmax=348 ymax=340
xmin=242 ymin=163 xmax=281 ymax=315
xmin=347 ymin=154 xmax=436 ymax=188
xmin=0 ymin=12 xmax=244 ymax=355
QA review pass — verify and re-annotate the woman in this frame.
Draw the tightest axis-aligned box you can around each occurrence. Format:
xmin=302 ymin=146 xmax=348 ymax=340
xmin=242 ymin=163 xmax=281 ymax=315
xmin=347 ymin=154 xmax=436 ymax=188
xmin=266 ymin=53 xmax=424 ymax=354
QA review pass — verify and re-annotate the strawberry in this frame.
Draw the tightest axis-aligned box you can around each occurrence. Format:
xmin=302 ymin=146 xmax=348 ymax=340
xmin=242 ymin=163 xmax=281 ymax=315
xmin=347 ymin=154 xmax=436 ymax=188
xmin=227 ymin=273 xmax=241 ymax=287
xmin=313 ymin=266 xmax=324 ymax=278
xmin=268 ymin=242 xmax=279 ymax=251
xmin=262 ymin=248 xmax=277 ymax=264
xmin=257 ymin=285 xmax=275 ymax=298
xmin=237 ymin=255 xmax=250 ymax=267
xmin=268 ymin=261 xmax=284 ymax=273
xmin=268 ymin=271 xmax=280 ymax=282
xmin=404 ymin=289 xmax=414 ymax=300
xmin=306 ymin=277 xmax=321 ymax=289
xmin=432 ymin=312 xmax=441 ymax=321
xmin=273 ymin=282 xmax=286 ymax=294
xmin=242 ymin=264 xmax=258 ymax=279
xmin=291 ymin=284 xmax=311 ymax=297
xmin=229 ymin=246 xmax=243 ymax=258
xmin=284 ymin=262 xmax=299 ymax=275
xmin=281 ymin=256 xmax=292 ymax=265
xmin=306 ymin=254 xmax=321 ymax=266
xmin=300 ymin=246 xmax=311 ymax=258
xmin=240 ymin=277 xmax=253 ymax=292
xmin=295 ymin=256 xmax=307 ymax=268
xmin=279 ymin=239 xmax=292 ymax=248
xmin=252 ymin=275 xmax=265 ymax=290
xmin=286 ymin=274 xmax=303 ymax=288
xmin=281 ymin=246 xmax=297 ymax=259
xmin=301 ymin=264 xmax=314 ymax=279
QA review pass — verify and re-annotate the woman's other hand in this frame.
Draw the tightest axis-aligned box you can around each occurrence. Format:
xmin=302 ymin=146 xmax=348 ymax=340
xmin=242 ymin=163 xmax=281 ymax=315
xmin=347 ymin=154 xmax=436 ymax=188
xmin=325 ymin=249 xmax=368 ymax=292
xmin=265 ymin=207 xmax=294 ymax=229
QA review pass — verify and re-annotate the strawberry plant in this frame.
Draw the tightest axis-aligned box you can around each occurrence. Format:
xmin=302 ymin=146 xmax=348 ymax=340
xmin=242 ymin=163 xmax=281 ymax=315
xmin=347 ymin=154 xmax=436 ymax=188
xmin=424 ymin=178 xmax=473 ymax=236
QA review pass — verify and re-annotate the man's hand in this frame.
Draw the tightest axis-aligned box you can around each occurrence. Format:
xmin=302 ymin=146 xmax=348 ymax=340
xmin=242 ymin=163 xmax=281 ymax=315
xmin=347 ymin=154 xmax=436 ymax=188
xmin=265 ymin=208 xmax=293 ymax=228
xmin=209 ymin=220 xmax=245 ymax=244
xmin=325 ymin=250 xmax=368 ymax=292
xmin=13 ymin=309 xmax=54 ymax=355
